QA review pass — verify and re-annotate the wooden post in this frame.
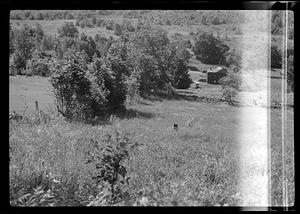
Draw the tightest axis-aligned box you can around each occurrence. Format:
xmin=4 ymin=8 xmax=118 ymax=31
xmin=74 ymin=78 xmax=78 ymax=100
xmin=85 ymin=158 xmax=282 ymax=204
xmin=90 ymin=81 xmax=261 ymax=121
xmin=35 ymin=101 xmax=39 ymax=112
xmin=174 ymin=123 xmax=178 ymax=131
xmin=35 ymin=101 xmax=40 ymax=117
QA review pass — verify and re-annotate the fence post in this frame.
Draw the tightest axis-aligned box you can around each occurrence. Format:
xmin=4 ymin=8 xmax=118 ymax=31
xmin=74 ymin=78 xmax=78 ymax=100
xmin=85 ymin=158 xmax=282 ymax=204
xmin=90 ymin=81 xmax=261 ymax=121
xmin=35 ymin=101 xmax=40 ymax=117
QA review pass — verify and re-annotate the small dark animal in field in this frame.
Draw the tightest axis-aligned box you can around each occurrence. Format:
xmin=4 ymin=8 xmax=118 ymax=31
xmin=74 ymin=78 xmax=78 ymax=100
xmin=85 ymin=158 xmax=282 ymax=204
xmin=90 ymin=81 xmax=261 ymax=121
xmin=174 ymin=123 xmax=178 ymax=131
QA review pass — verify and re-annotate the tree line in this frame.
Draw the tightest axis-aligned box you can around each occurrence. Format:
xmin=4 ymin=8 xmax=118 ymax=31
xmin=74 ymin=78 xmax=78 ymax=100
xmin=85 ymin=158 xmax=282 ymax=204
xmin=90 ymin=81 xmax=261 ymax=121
xmin=10 ymin=22 xmax=194 ymax=121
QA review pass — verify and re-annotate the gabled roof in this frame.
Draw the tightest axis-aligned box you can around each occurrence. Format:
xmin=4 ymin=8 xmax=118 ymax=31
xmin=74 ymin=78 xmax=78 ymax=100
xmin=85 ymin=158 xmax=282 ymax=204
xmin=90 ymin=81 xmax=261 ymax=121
xmin=207 ymin=66 xmax=225 ymax=73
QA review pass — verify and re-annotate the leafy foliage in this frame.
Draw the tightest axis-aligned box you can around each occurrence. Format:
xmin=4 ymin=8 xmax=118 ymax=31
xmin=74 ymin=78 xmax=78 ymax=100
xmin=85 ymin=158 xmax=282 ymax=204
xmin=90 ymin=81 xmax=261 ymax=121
xmin=220 ymin=71 xmax=241 ymax=103
xmin=57 ymin=22 xmax=79 ymax=38
xmin=10 ymin=25 xmax=35 ymax=74
xmin=114 ymin=23 xmax=122 ymax=36
xmin=85 ymin=130 xmax=139 ymax=205
xmin=192 ymin=32 xmax=229 ymax=65
xmin=50 ymin=49 xmax=106 ymax=121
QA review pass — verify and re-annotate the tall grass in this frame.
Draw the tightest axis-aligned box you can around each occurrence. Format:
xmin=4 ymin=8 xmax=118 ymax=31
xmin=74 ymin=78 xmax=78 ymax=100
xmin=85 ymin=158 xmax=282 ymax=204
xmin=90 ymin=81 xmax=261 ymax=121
xmin=9 ymin=102 xmax=241 ymax=206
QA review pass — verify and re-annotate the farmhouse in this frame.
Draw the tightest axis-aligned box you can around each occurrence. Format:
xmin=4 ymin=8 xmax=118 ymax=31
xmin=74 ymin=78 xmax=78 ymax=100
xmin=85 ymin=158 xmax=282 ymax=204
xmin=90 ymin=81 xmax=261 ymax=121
xmin=206 ymin=66 xmax=227 ymax=84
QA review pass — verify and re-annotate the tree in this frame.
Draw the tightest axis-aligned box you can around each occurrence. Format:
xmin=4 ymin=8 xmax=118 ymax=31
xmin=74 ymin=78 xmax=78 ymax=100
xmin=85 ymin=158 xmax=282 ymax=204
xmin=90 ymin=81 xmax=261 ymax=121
xmin=114 ymin=23 xmax=122 ymax=36
xmin=223 ymin=48 xmax=242 ymax=70
xmin=66 ymin=13 xmax=74 ymax=19
xmin=57 ymin=22 xmax=79 ymax=38
xmin=9 ymin=24 xmax=15 ymax=54
xmin=127 ymin=27 xmax=178 ymax=94
xmin=24 ymin=11 xmax=31 ymax=19
xmin=11 ymin=25 xmax=35 ymax=73
xmin=96 ymin=18 xmax=105 ymax=27
xmin=105 ymin=20 xmax=115 ymax=30
xmin=50 ymin=49 xmax=106 ymax=120
xmin=78 ymin=33 xmax=99 ymax=61
xmin=34 ymin=23 xmax=45 ymax=51
xmin=169 ymin=44 xmax=193 ymax=89
xmin=192 ymin=32 xmax=229 ymax=64
xmin=28 ymin=14 xmax=35 ymax=20
xmin=36 ymin=12 xmax=44 ymax=20
xmin=92 ymin=16 xmax=97 ymax=26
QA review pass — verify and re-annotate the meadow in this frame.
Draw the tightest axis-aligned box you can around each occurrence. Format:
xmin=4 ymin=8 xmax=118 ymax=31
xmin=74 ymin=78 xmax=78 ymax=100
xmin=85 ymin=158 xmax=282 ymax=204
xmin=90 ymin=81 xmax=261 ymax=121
xmin=9 ymin=11 xmax=294 ymax=206
xmin=9 ymin=74 xmax=294 ymax=206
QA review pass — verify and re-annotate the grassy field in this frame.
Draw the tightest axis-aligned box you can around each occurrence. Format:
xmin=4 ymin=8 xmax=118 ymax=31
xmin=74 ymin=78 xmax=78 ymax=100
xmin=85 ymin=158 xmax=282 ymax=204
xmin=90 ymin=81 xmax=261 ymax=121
xmin=9 ymin=14 xmax=294 ymax=206
xmin=9 ymin=76 xmax=294 ymax=206
xmin=9 ymin=76 xmax=56 ymax=115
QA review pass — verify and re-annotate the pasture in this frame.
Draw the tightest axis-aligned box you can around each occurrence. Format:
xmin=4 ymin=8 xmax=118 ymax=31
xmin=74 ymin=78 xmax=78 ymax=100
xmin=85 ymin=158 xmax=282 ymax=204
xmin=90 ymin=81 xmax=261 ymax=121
xmin=9 ymin=11 xmax=294 ymax=206
xmin=9 ymin=75 xmax=294 ymax=206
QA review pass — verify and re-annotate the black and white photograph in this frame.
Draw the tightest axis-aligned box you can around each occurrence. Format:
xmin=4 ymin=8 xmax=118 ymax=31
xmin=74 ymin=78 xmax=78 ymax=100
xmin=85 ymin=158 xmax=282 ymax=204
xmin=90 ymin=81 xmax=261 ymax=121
xmin=8 ymin=5 xmax=294 ymax=209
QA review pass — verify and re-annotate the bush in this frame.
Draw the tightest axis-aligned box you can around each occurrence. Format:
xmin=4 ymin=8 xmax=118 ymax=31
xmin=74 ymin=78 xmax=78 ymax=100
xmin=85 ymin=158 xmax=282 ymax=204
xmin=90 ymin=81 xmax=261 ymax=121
xmin=50 ymin=49 xmax=108 ymax=121
xmin=50 ymin=47 xmax=128 ymax=121
xmin=219 ymin=71 xmax=242 ymax=91
xmin=85 ymin=130 xmax=137 ymax=205
xmin=192 ymin=32 xmax=229 ymax=65
xmin=26 ymin=58 xmax=52 ymax=77
xmin=222 ymin=87 xmax=237 ymax=103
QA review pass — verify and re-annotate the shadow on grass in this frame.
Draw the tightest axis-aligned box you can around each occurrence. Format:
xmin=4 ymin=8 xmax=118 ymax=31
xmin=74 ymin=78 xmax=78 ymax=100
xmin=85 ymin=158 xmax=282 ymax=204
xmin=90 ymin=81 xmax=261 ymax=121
xmin=143 ymin=91 xmax=202 ymax=102
xmin=115 ymin=108 xmax=156 ymax=120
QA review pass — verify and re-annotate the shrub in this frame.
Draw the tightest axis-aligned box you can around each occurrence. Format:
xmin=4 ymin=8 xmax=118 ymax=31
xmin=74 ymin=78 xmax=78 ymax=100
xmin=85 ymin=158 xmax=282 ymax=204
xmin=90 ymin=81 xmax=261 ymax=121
xmin=85 ymin=130 xmax=137 ymax=205
xmin=26 ymin=58 xmax=51 ymax=77
xmin=222 ymin=87 xmax=238 ymax=103
xmin=192 ymin=32 xmax=229 ymax=65
xmin=219 ymin=71 xmax=242 ymax=91
xmin=50 ymin=49 xmax=108 ymax=121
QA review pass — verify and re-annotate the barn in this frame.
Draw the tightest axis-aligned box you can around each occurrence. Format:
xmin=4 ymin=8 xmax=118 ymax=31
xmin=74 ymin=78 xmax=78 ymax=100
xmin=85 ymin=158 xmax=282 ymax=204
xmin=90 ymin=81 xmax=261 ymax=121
xmin=206 ymin=66 xmax=227 ymax=84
